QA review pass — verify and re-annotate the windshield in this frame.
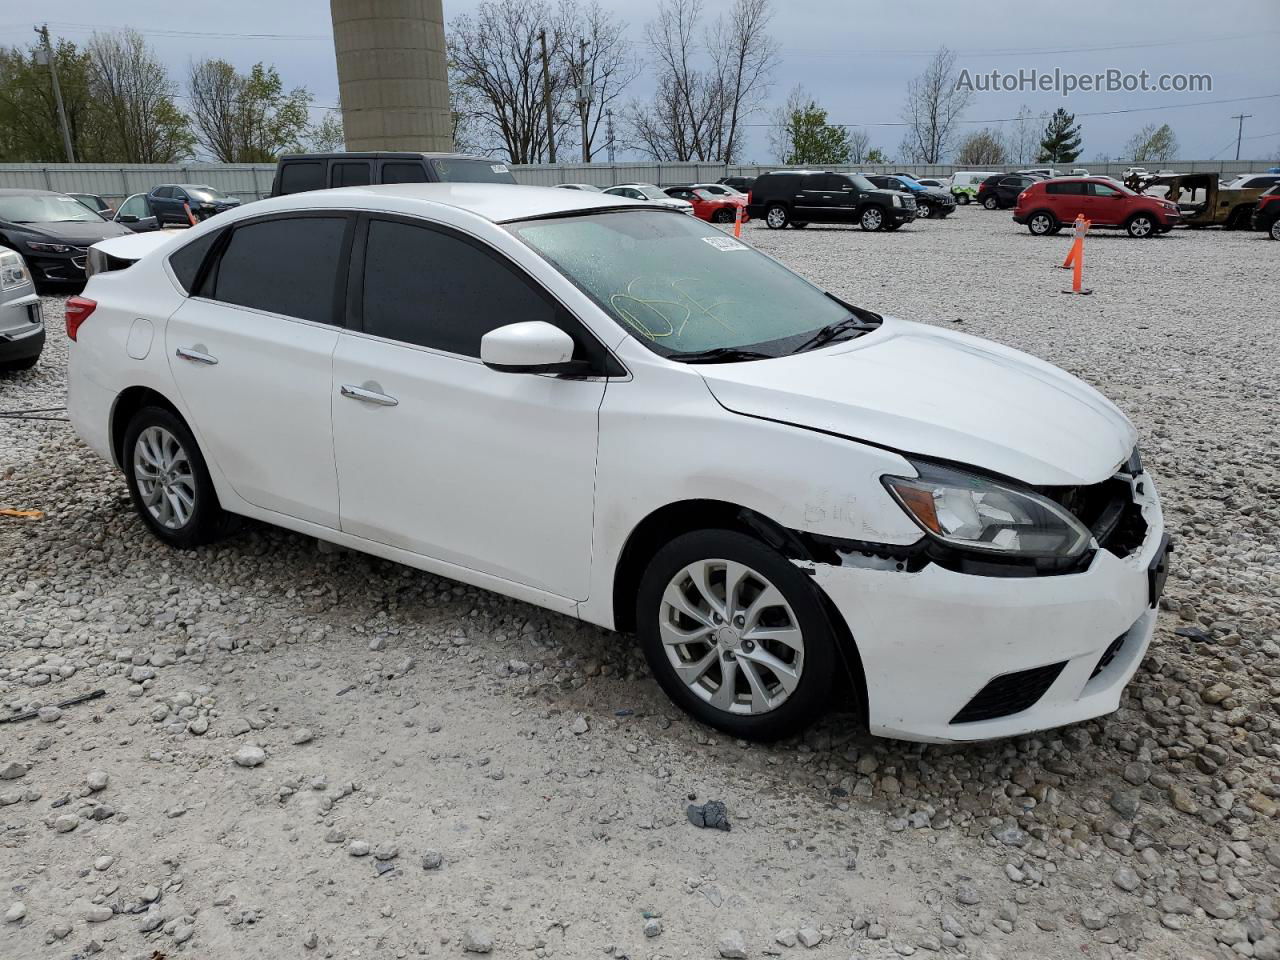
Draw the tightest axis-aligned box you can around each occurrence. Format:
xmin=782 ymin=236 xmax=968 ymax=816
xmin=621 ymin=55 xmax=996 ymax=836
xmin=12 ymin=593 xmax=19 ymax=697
xmin=627 ymin=185 xmax=668 ymax=200
xmin=509 ymin=210 xmax=876 ymax=359
xmin=186 ymin=186 xmax=226 ymax=201
xmin=429 ymin=158 xmax=517 ymax=184
xmin=0 ymin=194 xmax=105 ymax=223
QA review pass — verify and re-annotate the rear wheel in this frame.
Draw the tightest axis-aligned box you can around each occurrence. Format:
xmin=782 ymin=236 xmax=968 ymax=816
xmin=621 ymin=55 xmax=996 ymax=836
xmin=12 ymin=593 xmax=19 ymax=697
xmin=983 ymin=194 xmax=999 ymax=210
xmin=1126 ymin=213 xmax=1155 ymax=238
xmin=636 ymin=529 xmax=837 ymax=741
xmin=764 ymin=204 xmax=789 ymax=229
xmin=1027 ymin=211 xmax=1058 ymax=236
xmin=957 ymin=193 xmax=971 ymax=205
xmin=122 ymin=406 xmax=232 ymax=548
xmin=859 ymin=206 xmax=885 ymax=231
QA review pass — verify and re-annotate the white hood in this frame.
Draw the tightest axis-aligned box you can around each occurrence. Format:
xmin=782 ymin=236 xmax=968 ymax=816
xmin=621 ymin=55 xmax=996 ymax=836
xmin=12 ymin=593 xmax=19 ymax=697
xmin=699 ymin=317 xmax=1137 ymax=486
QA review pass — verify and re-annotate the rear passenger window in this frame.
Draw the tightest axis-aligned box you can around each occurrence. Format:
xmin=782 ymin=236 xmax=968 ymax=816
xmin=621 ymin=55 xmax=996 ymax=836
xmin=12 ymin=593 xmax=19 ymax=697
xmin=278 ymin=162 xmax=325 ymax=194
xmin=1045 ymin=182 xmax=1085 ymax=195
xmin=210 ymin=216 xmax=348 ymax=324
xmin=361 ymin=218 xmax=556 ymax=356
xmin=331 ymin=162 xmax=371 ymax=187
xmin=381 ymin=162 xmax=428 ymax=185
xmin=168 ymin=228 xmax=224 ymax=293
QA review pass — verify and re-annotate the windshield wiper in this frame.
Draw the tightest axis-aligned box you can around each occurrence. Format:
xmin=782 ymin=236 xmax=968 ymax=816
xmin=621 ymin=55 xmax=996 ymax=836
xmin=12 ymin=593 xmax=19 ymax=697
xmin=669 ymin=346 xmax=774 ymax=364
xmin=790 ymin=316 xmax=878 ymax=354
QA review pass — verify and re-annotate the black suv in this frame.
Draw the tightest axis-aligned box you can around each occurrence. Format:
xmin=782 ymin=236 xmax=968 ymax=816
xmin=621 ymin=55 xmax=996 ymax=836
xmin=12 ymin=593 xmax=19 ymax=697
xmin=867 ymin=174 xmax=956 ymax=219
xmin=270 ymin=152 xmax=518 ymax=197
xmin=745 ymin=171 xmax=915 ymax=231
xmin=718 ymin=175 xmax=756 ymax=192
xmin=977 ymin=173 xmax=1036 ymax=210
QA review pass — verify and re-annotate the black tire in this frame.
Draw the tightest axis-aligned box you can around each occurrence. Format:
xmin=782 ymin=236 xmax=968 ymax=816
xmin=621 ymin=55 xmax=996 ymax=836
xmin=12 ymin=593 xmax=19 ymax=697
xmin=1126 ymin=213 xmax=1156 ymax=238
xmin=790 ymin=221 xmax=809 ymax=228
xmin=859 ymin=206 xmax=885 ymax=231
xmin=122 ymin=405 xmax=233 ymax=549
xmin=712 ymin=208 xmax=735 ymax=224
xmin=636 ymin=529 xmax=837 ymax=741
xmin=0 ymin=354 xmax=39 ymax=373
xmin=917 ymin=203 xmax=934 ymax=219
xmin=1027 ymin=211 xmax=1058 ymax=236
xmin=764 ymin=203 xmax=789 ymax=229
xmin=982 ymin=194 xmax=999 ymax=210
xmin=1270 ymin=219 xmax=1280 ymax=241
xmin=956 ymin=193 xmax=971 ymax=205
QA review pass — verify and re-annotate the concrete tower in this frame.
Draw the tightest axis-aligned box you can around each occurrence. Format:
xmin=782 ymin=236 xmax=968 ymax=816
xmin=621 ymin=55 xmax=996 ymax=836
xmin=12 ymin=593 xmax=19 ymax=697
xmin=330 ymin=0 xmax=453 ymax=152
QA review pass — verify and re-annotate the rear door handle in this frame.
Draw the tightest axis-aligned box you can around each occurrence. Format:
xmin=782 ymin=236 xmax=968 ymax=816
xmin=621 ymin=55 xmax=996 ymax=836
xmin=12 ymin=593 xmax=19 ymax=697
xmin=175 ymin=347 xmax=217 ymax=365
xmin=340 ymin=383 xmax=398 ymax=407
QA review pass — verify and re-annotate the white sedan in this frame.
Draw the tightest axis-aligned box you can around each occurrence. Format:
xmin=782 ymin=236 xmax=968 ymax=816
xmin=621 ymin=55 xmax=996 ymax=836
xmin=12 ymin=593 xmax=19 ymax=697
xmin=68 ymin=183 xmax=1167 ymax=742
xmin=602 ymin=183 xmax=694 ymax=213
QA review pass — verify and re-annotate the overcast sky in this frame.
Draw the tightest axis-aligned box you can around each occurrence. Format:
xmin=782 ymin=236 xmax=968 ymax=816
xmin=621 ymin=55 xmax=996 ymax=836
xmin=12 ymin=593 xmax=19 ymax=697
xmin=3 ymin=0 xmax=1278 ymax=164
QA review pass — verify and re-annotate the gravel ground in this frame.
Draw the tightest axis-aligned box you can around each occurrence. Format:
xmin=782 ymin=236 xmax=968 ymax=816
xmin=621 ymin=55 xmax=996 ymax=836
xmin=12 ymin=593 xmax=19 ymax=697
xmin=1 ymin=209 xmax=1277 ymax=960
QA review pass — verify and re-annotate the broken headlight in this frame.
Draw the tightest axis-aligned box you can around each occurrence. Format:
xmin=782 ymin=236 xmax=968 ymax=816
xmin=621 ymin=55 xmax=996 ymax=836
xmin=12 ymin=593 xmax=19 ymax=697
xmin=883 ymin=461 xmax=1091 ymax=559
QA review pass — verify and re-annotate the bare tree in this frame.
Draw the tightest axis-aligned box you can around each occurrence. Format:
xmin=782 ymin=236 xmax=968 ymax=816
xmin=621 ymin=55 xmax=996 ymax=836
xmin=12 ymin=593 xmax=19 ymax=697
xmin=626 ymin=0 xmax=777 ymax=163
xmin=1123 ymin=123 xmax=1178 ymax=163
xmin=85 ymin=29 xmax=191 ymax=162
xmin=448 ymin=0 xmax=575 ymax=163
xmin=898 ymin=46 xmax=971 ymax=163
xmin=955 ymin=128 xmax=1007 ymax=166
xmin=305 ymin=111 xmax=345 ymax=152
xmin=555 ymin=1 xmax=638 ymax=162
xmin=187 ymin=59 xmax=311 ymax=162
xmin=708 ymin=0 xmax=778 ymax=163
xmin=846 ymin=127 xmax=871 ymax=164
xmin=1004 ymin=103 xmax=1040 ymax=165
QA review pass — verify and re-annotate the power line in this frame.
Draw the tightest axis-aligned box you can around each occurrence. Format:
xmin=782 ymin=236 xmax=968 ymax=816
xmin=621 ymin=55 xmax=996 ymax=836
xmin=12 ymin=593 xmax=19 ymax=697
xmin=740 ymin=93 xmax=1280 ymax=129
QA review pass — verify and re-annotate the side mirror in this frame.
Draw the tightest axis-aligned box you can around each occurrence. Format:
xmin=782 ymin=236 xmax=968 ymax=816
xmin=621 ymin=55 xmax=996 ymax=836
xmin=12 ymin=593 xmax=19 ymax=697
xmin=481 ymin=321 xmax=583 ymax=375
xmin=118 ymin=214 xmax=138 ymax=223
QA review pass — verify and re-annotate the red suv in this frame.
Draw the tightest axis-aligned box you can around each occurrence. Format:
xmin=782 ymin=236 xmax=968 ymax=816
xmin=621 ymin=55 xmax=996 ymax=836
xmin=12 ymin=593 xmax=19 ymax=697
xmin=1013 ymin=177 xmax=1180 ymax=238
xmin=1251 ymin=185 xmax=1280 ymax=240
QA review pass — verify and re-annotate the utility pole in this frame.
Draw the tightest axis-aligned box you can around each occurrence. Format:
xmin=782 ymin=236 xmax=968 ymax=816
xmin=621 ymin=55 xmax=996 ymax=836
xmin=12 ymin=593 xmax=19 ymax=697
xmin=578 ymin=37 xmax=590 ymax=163
xmin=35 ymin=24 xmax=75 ymax=163
xmin=606 ymin=108 xmax=616 ymax=163
xmin=1231 ymin=113 xmax=1252 ymax=162
xmin=538 ymin=29 xmax=556 ymax=164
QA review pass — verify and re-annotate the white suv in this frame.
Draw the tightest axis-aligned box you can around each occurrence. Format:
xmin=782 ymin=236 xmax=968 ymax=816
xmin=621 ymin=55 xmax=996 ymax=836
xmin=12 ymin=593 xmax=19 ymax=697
xmin=69 ymin=184 xmax=1167 ymax=742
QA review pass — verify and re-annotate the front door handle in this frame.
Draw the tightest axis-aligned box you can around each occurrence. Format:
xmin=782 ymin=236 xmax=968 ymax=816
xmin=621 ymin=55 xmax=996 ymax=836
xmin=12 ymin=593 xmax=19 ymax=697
xmin=175 ymin=347 xmax=217 ymax=365
xmin=340 ymin=383 xmax=398 ymax=407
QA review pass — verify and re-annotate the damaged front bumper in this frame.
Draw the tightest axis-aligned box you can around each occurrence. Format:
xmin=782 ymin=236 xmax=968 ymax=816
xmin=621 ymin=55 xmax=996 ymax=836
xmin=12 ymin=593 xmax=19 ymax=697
xmin=801 ymin=471 xmax=1165 ymax=743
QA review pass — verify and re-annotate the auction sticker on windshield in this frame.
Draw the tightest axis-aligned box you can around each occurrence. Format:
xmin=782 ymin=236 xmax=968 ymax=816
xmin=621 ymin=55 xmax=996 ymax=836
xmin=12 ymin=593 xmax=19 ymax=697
xmin=701 ymin=236 xmax=747 ymax=251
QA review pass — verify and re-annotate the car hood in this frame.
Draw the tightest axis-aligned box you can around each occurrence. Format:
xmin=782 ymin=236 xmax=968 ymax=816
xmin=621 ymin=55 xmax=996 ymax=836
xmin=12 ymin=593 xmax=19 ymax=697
xmin=697 ymin=316 xmax=1137 ymax=486
xmin=9 ymin=220 xmax=132 ymax=244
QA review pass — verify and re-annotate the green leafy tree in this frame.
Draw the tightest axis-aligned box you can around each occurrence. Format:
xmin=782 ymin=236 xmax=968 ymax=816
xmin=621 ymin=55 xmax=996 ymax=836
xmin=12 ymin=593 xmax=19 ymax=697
xmin=1123 ymin=123 xmax=1178 ymax=163
xmin=0 ymin=40 xmax=94 ymax=162
xmin=186 ymin=60 xmax=311 ymax=161
xmin=305 ymin=111 xmax=346 ymax=152
xmin=769 ymin=86 xmax=852 ymax=164
xmin=1038 ymin=107 xmax=1082 ymax=163
xmin=864 ymin=147 xmax=889 ymax=164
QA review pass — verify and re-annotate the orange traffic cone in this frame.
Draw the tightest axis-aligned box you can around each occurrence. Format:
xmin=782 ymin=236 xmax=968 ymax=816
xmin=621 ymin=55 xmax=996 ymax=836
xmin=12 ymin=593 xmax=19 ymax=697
xmin=733 ymin=203 xmax=743 ymax=238
xmin=1060 ymin=216 xmax=1092 ymax=295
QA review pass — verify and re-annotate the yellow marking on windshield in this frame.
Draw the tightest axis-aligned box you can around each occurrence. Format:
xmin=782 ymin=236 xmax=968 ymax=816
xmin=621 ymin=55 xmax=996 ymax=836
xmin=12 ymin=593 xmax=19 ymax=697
xmin=608 ymin=275 xmax=740 ymax=343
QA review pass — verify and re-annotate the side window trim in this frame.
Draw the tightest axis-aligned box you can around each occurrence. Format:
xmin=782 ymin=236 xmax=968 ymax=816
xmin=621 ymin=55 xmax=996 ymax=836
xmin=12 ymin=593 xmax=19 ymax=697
xmin=347 ymin=211 xmax=624 ymax=377
xmin=194 ymin=210 xmax=357 ymax=327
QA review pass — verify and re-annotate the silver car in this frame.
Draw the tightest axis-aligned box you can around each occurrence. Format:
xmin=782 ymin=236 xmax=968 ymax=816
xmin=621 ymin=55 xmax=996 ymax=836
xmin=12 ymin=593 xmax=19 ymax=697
xmin=0 ymin=245 xmax=43 ymax=372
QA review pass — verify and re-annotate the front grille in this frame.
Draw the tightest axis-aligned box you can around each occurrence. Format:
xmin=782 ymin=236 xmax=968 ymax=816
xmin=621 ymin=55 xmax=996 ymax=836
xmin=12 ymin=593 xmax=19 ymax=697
xmin=1090 ymin=633 xmax=1126 ymax=679
xmin=951 ymin=661 xmax=1066 ymax=724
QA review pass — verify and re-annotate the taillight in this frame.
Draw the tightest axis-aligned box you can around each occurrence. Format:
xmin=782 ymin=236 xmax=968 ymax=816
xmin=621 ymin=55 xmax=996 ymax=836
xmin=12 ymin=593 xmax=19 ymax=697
xmin=746 ymin=190 xmax=752 ymax=205
xmin=65 ymin=296 xmax=97 ymax=341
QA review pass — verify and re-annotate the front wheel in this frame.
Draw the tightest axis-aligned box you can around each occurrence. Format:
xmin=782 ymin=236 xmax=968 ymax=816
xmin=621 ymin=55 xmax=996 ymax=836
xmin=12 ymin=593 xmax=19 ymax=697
xmin=636 ymin=530 xmax=837 ymax=741
xmin=957 ymin=193 xmax=971 ymax=205
xmin=859 ymin=206 xmax=885 ymax=231
xmin=1027 ymin=211 xmax=1058 ymax=236
xmin=1126 ymin=214 xmax=1155 ymax=238
xmin=764 ymin=204 xmax=789 ymax=229
xmin=983 ymin=195 xmax=999 ymax=210
xmin=1270 ymin=219 xmax=1280 ymax=241
xmin=917 ymin=203 xmax=934 ymax=219
xmin=122 ymin=406 xmax=233 ymax=548
xmin=712 ymin=208 xmax=735 ymax=224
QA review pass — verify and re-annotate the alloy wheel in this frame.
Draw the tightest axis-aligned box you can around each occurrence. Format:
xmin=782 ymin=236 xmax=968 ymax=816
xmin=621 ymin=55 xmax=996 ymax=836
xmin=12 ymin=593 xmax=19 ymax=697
xmin=861 ymin=208 xmax=883 ymax=230
xmin=1129 ymin=216 xmax=1154 ymax=238
xmin=766 ymin=206 xmax=787 ymax=228
xmin=1030 ymin=213 xmax=1054 ymax=235
xmin=658 ymin=559 xmax=804 ymax=716
xmin=133 ymin=425 xmax=196 ymax=530
xmin=1271 ymin=219 xmax=1280 ymax=241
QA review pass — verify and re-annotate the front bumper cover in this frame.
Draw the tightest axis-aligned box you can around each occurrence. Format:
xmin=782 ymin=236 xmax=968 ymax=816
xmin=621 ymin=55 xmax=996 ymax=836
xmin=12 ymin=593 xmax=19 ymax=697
xmin=804 ymin=471 xmax=1165 ymax=742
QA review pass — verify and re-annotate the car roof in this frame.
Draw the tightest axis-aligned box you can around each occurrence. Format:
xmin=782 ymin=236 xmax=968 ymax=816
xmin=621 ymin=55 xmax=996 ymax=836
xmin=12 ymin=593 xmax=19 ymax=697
xmin=0 ymin=187 xmax=62 ymax=196
xmin=216 ymin=182 xmax=652 ymax=223
xmin=276 ymin=151 xmax=496 ymax=162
